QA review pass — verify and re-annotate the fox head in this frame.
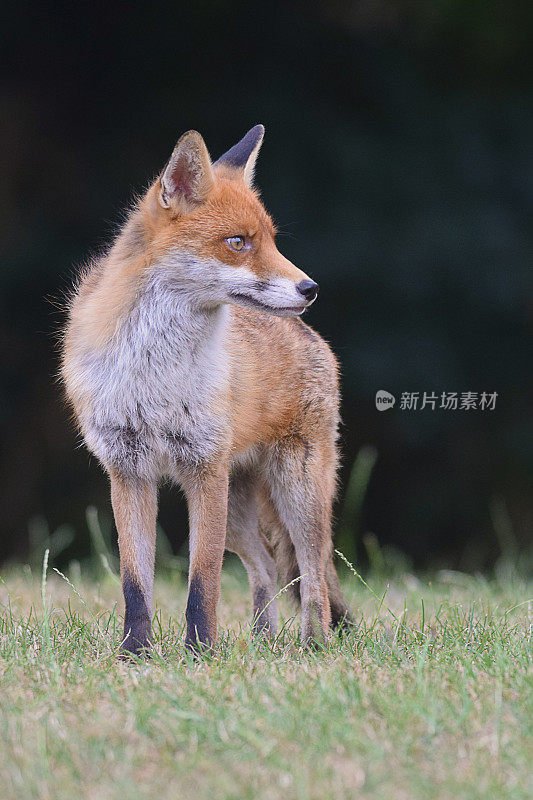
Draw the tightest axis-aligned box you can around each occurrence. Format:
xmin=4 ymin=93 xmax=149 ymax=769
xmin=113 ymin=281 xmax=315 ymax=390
xmin=139 ymin=126 xmax=318 ymax=317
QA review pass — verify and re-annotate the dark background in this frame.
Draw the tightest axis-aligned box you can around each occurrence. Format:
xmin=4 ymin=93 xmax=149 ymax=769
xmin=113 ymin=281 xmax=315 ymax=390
xmin=1 ymin=1 xmax=531 ymax=571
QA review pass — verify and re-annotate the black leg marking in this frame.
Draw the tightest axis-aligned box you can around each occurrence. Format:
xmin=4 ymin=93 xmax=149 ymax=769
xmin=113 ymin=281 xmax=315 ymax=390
xmin=121 ymin=570 xmax=152 ymax=657
xmin=330 ymin=601 xmax=355 ymax=632
xmin=185 ymin=574 xmax=211 ymax=652
xmin=252 ymin=586 xmax=270 ymax=634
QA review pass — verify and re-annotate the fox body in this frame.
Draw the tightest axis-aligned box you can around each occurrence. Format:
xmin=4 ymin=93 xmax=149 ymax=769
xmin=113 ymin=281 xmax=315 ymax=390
xmin=62 ymin=125 xmax=350 ymax=655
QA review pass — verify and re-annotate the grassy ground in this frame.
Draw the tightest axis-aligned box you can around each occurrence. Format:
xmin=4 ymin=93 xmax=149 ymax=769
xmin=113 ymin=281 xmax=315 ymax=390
xmin=0 ymin=559 xmax=531 ymax=800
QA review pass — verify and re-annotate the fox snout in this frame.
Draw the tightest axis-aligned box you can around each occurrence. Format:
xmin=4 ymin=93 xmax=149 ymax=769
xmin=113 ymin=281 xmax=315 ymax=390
xmin=246 ymin=250 xmax=319 ymax=315
xmin=227 ymin=259 xmax=319 ymax=317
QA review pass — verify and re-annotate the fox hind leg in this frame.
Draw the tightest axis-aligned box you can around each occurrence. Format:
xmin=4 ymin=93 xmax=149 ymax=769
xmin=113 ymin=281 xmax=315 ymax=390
xmin=263 ymin=493 xmax=353 ymax=631
xmin=265 ymin=438 xmax=336 ymax=645
xmin=226 ymin=468 xmax=278 ymax=637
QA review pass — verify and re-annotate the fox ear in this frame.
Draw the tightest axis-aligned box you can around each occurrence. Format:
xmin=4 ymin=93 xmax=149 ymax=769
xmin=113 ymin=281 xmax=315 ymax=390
xmin=214 ymin=124 xmax=265 ymax=187
xmin=159 ymin=131 xmax=214 ymax=212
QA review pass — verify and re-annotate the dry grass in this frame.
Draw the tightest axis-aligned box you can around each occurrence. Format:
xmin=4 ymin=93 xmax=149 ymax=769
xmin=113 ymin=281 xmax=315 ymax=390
xmin=0 ymin=559 xmax=531 ymax=799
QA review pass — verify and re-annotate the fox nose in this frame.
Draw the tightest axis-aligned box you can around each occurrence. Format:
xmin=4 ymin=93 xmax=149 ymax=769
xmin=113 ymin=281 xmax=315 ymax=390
xmin=297 ymin=279 xmax=319 ymax=303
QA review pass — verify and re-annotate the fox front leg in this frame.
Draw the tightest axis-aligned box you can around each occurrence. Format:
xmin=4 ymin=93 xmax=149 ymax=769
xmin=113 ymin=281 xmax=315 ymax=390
xmin=110 ymin=471 xmax=157 ymax=657
xmin=184 ymin=463 xmax=229 ymax=653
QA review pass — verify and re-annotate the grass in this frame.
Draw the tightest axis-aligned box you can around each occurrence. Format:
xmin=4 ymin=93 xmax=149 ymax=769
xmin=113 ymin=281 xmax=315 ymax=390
xmin=0 ymin=558 xmax=531 ymax=800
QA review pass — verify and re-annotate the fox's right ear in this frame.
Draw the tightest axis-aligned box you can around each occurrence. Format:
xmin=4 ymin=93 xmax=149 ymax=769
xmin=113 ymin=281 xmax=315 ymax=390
xmin=159 ymin=131 xmax=214 ymax=213
xmin=214 ymin=125 xmax=264 ymax=187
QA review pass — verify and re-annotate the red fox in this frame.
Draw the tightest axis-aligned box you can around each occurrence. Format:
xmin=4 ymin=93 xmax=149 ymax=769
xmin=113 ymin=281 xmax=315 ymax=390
xmin=61 ymin=125 xmax=351 ymax=655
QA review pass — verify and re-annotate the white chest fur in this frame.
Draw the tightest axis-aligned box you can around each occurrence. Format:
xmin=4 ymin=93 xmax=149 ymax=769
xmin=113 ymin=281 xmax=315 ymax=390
xmin=78 ymin=276 xmax=230 ymax=481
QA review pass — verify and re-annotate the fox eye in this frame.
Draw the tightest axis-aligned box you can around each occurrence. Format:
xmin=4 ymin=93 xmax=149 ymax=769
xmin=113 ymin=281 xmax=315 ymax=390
xmin=225 ymin=236 xmax=246 ymax=252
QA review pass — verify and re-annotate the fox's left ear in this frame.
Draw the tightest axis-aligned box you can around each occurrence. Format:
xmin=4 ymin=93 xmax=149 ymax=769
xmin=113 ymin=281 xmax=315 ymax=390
xmin=214 ymin=124 xmax=265 ymax=187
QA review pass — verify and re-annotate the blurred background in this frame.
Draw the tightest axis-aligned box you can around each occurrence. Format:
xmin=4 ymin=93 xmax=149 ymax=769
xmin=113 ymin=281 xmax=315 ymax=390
xmin=1 ymin=1 xmax=531 ymax=573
